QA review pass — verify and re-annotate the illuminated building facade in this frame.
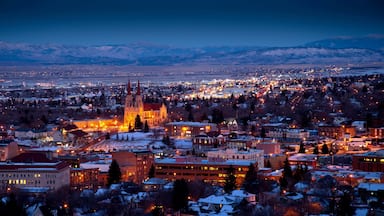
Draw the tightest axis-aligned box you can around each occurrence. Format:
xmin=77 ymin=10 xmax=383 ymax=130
xmin=370 ymin=127 xmax=384 ymax=139
xmin=318 ymin=125 xmax=355 ymax=139
xmin=0 ymin=153 xmax=70 ymax=193
xmin=288 ymin=153 xmax=318 ymax=167
xmin=70 ymin=167 xmax=99 ymax=191
xmin=207 ymin=148 xmax=264 ymax=169
xmin=352 ymin=150 xmax=384 ymax=172
xmin=124 ymin=80 xmax=167 ymax=130
xmin=111 ymin=150 xmax=154 ymax=184
xmin=252 ymin=138 xmax=281 ymax=155
xmin=154 ymin=156 xmax=253 ymax=186
xmin=165 ymin=121 xmax=217 ymax=138
xmin=192 ymin=132 xmax=224 ymax=153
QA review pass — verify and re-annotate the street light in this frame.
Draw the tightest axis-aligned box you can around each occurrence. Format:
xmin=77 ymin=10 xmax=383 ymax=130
xmin=348 ymin=174 xmax=353 ymax=186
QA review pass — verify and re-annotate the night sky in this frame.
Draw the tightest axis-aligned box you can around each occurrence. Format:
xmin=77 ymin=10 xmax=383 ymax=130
xmin=0 ymin=0 xmax=383 ymax=47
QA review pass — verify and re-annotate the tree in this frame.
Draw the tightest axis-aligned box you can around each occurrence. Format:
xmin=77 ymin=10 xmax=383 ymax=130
xmin=184 ymin=103 xmax=192 ymax=112
xmin=211 ymin=108 xmax=224 ymax=124
xmin=280 ymin=157 xmax=293 ymax=190
xmin=298 ymin=142 xmax=305 ymax=153
xmin=238 ymin=95 xmax=246 ymax=104
xmin=162 ymin=136 xmax=171 ymax=146
xmin=260 ymin=127 xmax=266 ymax=139
xmin=336 ymin=192 xmax=354 ymax=216
xmin=134 ymin=114 xmax=143 ymax=130
xmin=148 ymin=164 xmax=155 ymax=178
xmin=283 ymin=157 xmax=293 ymax=178
xmin=107 ymin=159 xmax=122 ymax=186
xmin=243 ymin=163 xmax=258 ymax=193
xmin=224 ymin=165 xmax=237 ymax=193
xmin=143 ymin=120 xmax=149 ymax=133
xmin=188 ymin=110 xmax=194 ymax=121
xmin=172 ymin=179 xmax=189 ymax=212
xmin=313 ymin=145 xmax=319 ymax=154
xmin=321 ymin=143 xmax=329 ymax=154
xmin=266 ymin=160 xmax=272 ymax=168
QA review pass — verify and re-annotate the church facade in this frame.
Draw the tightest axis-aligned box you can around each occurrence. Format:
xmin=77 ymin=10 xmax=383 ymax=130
xmin=124 ymin=81 xmax=167 ymax=130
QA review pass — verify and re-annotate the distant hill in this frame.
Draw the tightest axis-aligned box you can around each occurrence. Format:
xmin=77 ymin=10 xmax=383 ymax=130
xmin=304 ymin=35 xmax=384 ymax=51
xmin=0 ymin=36 xmax=383 ymax=65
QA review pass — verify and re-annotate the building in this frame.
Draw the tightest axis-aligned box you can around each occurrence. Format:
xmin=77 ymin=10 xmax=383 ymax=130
xmin=207 ymin=148 xmax=264 ymax=169
xmin=80 ymin=160 xmax=110 ymax=187
xmin=0 ymin=152 xmax=70 ymax=193
xmin=225 ymin=135 xmax=255 ymax=149
xmin=142 ymin=177 xmax=167 ymax=192
xmin=369 ymin=127 xmax=384 ymax=139
xmin=267 ymin=128 xmax=310 ymax=142
xmin=14 ymin=128 xmax=49 ymax=140
xmin=252 ymin=138 xmax=281 ymax=155
xmin=165 ymin=121 xmax=217 ymax=138
xmin=317 ymin=124 xmax=355 ymax=139
xmin=70 ymin=167 xmax=99 ymax=191
xmin=154 ymin=156 xmax=254 ymax=186
xmin=288 ymin=153 xmax=318 ymax=167
xmin=352 ymin=150 xmax=384 ymax=172
xmin=111 ymin=150 xmax=154 ymax=184
xmin=0 ymin=140 xmax=19 ymax=161
xmin=192 ymin=132 xmax=224 ymax=153
xmin=124 ymin=80 xmax=167 ymax=129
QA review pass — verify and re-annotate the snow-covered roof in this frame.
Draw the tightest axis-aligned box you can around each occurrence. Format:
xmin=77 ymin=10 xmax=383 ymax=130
xmin=80 ymin=160 xmax=111 ymax=172
xmin=358 ymin=183 xmax=384 ymax=192
xmin=155 ymin=157 xmax=255 ymax=166
xmin=166 ymin=121 xmax=215 ymax=127
xmin=143 ymin=177 xmax=167 ymax=185
xmin=198 ymin=195 xmax=236 ymax=205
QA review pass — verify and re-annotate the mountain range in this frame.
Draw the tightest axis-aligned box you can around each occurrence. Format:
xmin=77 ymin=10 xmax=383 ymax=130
xmin=0 ymin=36 xmax=383 ymax=65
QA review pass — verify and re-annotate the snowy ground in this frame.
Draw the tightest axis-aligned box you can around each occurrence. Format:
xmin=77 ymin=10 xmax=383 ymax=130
xmin=88 ymin=132 xmax=169 ymax=152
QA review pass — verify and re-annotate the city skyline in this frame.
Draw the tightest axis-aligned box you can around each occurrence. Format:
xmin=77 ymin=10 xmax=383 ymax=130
xmin=1 ymin=0 xmax=383 ymax=47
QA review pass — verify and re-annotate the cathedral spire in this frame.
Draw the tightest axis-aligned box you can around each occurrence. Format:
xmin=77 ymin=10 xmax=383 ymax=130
xmin=127 ymin=80 xmax=131 ymax=95
xmin=137 ymin=80 xmax=141 ymax=95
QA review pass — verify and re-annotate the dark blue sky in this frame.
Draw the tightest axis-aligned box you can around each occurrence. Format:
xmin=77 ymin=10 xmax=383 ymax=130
xmin=0 ymin=0 xmax=383 ymax=47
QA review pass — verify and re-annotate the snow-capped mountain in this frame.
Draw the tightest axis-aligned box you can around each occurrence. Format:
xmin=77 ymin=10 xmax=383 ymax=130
xmin=0 ymin=36 xmax=383 ymax=65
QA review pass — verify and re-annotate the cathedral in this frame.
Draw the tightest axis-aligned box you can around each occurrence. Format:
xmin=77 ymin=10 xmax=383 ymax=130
xmin=124 ymin=80 xmax=167 ymax=130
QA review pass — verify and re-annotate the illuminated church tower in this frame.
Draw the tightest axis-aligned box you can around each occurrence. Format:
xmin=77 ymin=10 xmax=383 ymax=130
xmin=124 ymin=80 xmax=167 ymax=130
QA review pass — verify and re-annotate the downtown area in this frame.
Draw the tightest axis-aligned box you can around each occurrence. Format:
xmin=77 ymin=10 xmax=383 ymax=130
xmin=0 ymin=66 xmax=384 ymax=216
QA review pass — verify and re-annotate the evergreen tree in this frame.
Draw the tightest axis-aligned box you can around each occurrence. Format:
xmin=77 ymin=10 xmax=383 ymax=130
xmin=172 ymin=179 xmax=189 ymax=212
xmin=211 ymin=108 xmax=224 ymax=124
xmin=243 ymin=163 xmax=258 ymax=193
xmin=188 ymin=110 xmax=194 ymax=121
xmin=279 ymin=176 xmax=288 ymax=190
xmin=298 ymin=142 xmax=305 ymax=153
xmin=105 ymin=132 xmax=110 ymax=140
xmin=313 ymin=145 xmax=319 ymax=154
xmin=283 ymin=157 xmax=293 ymax=178
xmin=143 ymin=120 xmax=149 ymax=133
xmin=224 ymin=165 xmax=237 ymax=193
xmin=321 ymin=143 xmax=329 ymax=154
xmin=250 ymin=125 xmax=256 ymax=135
xmin=148 ymin=164 xmax=155 ymax=178
xmin=162 ymin=136 xmax=171 ymax=146
xmin=107 ymin=159 xmax=122 ymax=186
xmin=134 ymin=114 xmax=143 ymax=130
xmin=184 ymin=103 xmax=192 ymax=112
xmin=337 ymin=192 xmax=354 ymax=216
xmin=266 ymin=160 xmax=272 ymax=168
xmin=260 ymin=127 xmax=266 ymax=139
